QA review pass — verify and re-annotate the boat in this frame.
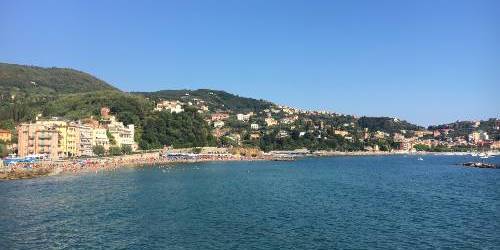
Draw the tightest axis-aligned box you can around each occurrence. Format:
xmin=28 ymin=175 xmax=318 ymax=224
xmin=477 ymin=152 xmax=492 ymax=159
xmin=417 ymin=157 xmax=423 ymax=161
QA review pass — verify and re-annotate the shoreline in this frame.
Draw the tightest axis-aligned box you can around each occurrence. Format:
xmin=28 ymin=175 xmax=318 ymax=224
xmin=311 ymin=150 xmax=499 ymax=157
xmin=0 ymin=152 xmax=282 ymax=180
xmin=1 ymin=150 xmax=498 ymax=180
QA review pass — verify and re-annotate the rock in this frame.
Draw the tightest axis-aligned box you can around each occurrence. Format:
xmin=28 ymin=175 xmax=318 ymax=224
xmin=462 ymin=162 xmax=497 ymax=169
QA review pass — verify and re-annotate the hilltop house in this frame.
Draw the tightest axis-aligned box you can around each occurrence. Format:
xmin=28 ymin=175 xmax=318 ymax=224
xmin=155 ymin=100 xmax=184 ymax=113
xmin=265 ymin=117 xmax=278 ymax=127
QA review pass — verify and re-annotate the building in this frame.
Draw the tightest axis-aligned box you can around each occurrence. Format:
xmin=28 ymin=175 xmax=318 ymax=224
xmin=277 ymin=130 xmax=289 ymax=138
xmin=36 ymin=120 xmax=81 ymax=157
xmin=199 ymin=105 xmax=209 ymax=112
xmin=154 ymin=100 xmax=184 ymax=113
xmin=17 ymin=123 xmax=60 ymax=159
xmin=92 ymin=128 xmax=110 ymax=149
xmin=397 ymin=141 xmax=413 ymax=151
xmin=250 ymin=123 xmax=259 ymax=130
xmin=374 ymin=131 xmax=388 ymax=139
xmin=211 ymin=113 xmax=230 ymax=121
xmin=433 ymin=130 xmax=441 ymax=137
xmin=236 ymin=113 xmax=252 ymax=122
xmin=479 ymin=131 xmax=489 ymax=141
xmin=334 ymin=130 xmax=349 ymax=137
xmin=469 ymin=131 xmax=482 ymax=143
xmin=265 ymin=117 xmax=278 ymax=127
xmin=100 ymin=107 xmax=111 ymax=118
xmin=213 ymin=121 xmax=225 ymax=128
xmin=393 ymin=133 xmax=405 ymax=142
xmin=64 ymin=122 xmax=81 ymax=157
xmin=249 ymin=132 xmax=261 ymax=140
xmin=212 ymin=128 xmax=229 ymax=138
xmin=107 ymin=116 xmax=137 ymax=150
xmin=415 ymin=130 xmax=433 ymax=138
xmin=0 ymin=129 xmax=11 ymax=142
xmin=79 ymin=125 xmax=93 ymax=156
xmin=281 ymin=115 xmax=298 ymax=124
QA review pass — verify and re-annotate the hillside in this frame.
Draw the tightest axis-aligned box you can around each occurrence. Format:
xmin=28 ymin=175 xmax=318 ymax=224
xmin=429 ymin=119 xmax=500 ymax=141
xmin=4 ymin=62 xmax=473 ymax=153
xmin=357 ymin=117 xmax=423 ymax=134
xmin=135 ymin=89 xmax=273 ymax=113
xmin=0 ymin=63 xmax=118 ymax=96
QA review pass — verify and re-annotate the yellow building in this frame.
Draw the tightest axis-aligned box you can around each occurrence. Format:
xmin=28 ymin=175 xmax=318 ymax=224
xmin=334 ymin=130 xmax=349 ymax=137
xmin=0 ymin=129 xmax=12 ymax=142
xmin=36 ymin=120 xmax=81 ymax=157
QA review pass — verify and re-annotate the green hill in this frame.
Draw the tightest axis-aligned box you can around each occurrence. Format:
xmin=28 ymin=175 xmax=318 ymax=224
xmin=135 ymin=89 xmax=273 ymax=113
xmin=0 ymin=63 xmax=118 ymax=96
xmin=1 ymin=62 xmax=440 ymax=152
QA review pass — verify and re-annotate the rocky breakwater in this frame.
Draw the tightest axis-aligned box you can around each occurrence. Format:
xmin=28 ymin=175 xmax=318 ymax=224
xmin=462 ymin=162 xmax=498 ymax=169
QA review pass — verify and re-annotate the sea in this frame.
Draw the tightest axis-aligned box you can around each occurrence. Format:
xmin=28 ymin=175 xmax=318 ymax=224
xmin=1 ymin=155 xmax=499 ymax=249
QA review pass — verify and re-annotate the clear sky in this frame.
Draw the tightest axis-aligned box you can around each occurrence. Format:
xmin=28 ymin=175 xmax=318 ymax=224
xmin=1 ymin=0 xmax=498 ymax=126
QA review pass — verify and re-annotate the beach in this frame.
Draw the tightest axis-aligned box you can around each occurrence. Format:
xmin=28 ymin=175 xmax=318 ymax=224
xmin=0 ymin=151 xmax=280 ymax=180
xmin=2 ymin=149 xmax=498 ymax=180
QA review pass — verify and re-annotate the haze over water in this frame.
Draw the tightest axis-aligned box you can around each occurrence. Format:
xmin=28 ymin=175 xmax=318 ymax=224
xmin=1 ymin=155 xmax=499 ymax=249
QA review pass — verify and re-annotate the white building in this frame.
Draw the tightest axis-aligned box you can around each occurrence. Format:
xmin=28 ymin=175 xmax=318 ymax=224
xmin=213 ymin=121 xmax=225 ymax=128
xmin=236 ymin=113 xmax=251 ymax=122
xmin=277 ymin=130 xmax=289 ymax=138
xmin=155 ymin=100 xmax=184 ymax=113
xmin=79 ymin=125 xmax=93 ymax=156
xmin=251 ymin=123 xmax=259 ymax=130
xmin=107 ymin=116 xmax=137 ymax=150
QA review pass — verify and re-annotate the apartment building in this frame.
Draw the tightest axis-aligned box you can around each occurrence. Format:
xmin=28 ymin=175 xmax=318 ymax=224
xmin=17 ymin=123 xmax=60 ymax=159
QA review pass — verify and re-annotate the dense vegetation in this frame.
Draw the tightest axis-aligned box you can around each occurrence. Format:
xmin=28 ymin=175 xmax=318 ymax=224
xmin=2 ymin=62 xmax=495 ymax=154
xmin=357 ymin=117 xmax=423 ymax=134
xmin=140 ymin=108 xmax=215 ymax=149
xmin=135 ymin=89 xmax=273 ymax=113
xmin=429 ymin=119 xmax=499 ymax=141
xmin=0 ymin=63 xmax=117 ymax=96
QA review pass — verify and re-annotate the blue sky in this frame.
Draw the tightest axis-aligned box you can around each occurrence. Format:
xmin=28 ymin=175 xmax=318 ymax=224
xmin=1 ymin=0 xmax=498 ymax=126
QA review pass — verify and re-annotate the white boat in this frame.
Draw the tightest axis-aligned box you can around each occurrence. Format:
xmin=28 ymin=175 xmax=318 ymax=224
xmin=417 ymin=157 xmax=423 ymax=161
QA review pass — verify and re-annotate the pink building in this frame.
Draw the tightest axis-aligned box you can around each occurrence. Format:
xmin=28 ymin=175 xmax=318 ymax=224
xmin=17 ymin=123 xmax=60 ymax=159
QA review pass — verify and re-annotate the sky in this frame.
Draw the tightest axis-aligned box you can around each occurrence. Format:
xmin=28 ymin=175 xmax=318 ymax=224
xmin=0 ymin=0 xmax=498 ymax=126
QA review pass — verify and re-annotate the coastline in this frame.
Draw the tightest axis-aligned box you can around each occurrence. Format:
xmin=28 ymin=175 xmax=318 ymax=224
xmin=1 ymin=150 xmax=498 ymax=181
xmin=0 ymin=152 xmax=281 ymax=180
xmin=311 ymin=150 xmax=498 ymax=157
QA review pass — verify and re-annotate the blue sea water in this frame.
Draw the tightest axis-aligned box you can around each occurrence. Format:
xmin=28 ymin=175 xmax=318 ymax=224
xmin=0 ymin=155 xmax=499 ymax=249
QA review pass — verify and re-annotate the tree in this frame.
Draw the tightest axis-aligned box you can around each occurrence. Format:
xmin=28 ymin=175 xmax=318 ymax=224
xmin=107 ymin=131 xmax=116 ymax=145
xmin=121 ymin=145 xmax=132 ymax=155
xmin=92 ymin=145 xmax=105 ymax=156
xmin=0 ymin=143 xmax=9 ymax=158
xmin=140 ymin=110 xmax=215 ymax=149
xmin=192 ymin=147 xmax=202 ymax=154
xmin=413 ymin=144 xmax=430 ymax=151
xmin=109 ymin=146 xmax=122 ymax=156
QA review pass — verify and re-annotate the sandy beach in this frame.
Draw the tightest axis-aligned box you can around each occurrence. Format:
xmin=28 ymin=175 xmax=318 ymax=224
xmin=0 ymin=151 xmax=283 ymax=180
xmin=2 ymin=150 xmax=498 ymax=180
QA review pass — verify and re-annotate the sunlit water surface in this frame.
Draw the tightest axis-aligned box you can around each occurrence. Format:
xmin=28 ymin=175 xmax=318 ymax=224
xmin=1 ymin=155 xmax=499 ymax=249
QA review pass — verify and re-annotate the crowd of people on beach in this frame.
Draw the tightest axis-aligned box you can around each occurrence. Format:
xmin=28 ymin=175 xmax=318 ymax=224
xmin=0 ymin=151 xmax=275 ymax=179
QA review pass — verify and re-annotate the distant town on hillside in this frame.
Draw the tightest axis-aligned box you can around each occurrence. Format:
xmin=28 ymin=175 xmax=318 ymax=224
xmin=0 ymin=62 xmax=499 ymax=159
